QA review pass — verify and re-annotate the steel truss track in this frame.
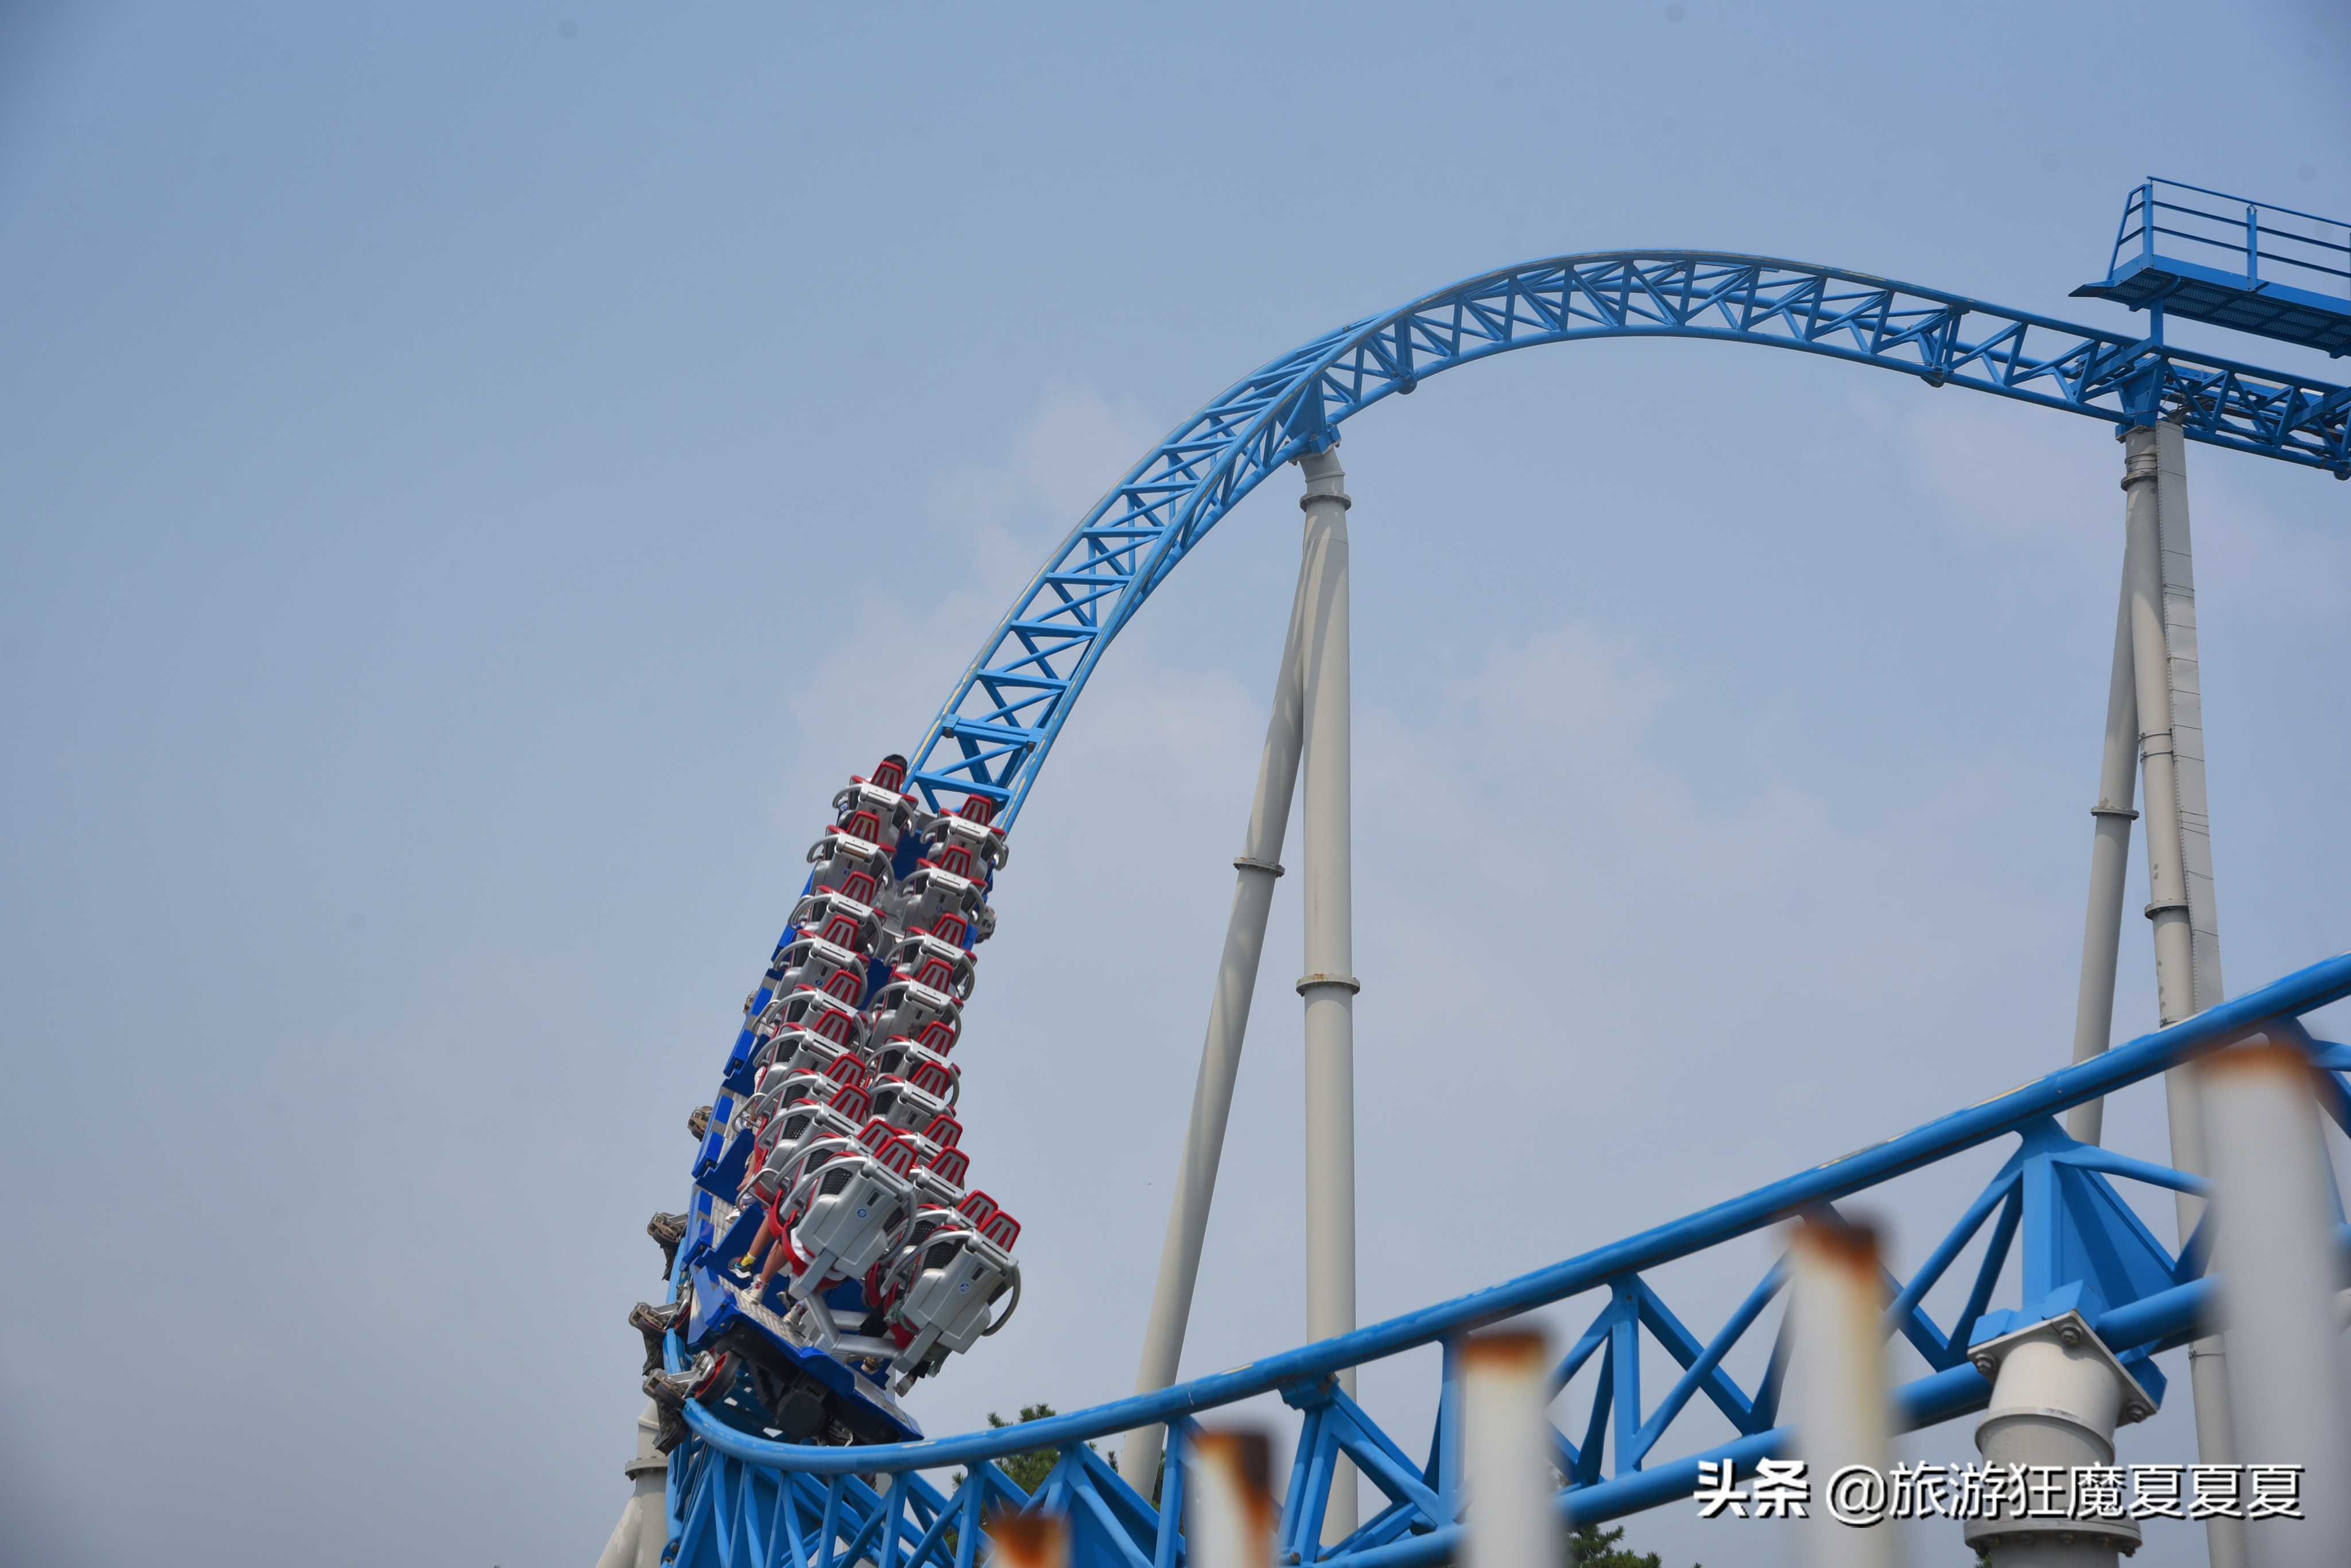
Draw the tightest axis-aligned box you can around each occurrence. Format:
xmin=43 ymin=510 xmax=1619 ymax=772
xmin=905 ymin=251 xmax=2350 ymax=824
xmin=664 ymin=953 xmax=2351 ymax=1568
xmin=657 ymin=250 xmax=2351 ymax=1568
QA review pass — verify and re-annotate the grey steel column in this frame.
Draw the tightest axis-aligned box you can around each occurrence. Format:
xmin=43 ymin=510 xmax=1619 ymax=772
xmin=1295 ymin=444 xmax=1360 ymax=1543
xmin=2064 ymin=572 xmax=2139 ymax=1146
xmin=1115 ymin=542 xmax=1312 ymax=1492
xmin=2120 ymin=420 xmax=2244 ymax=1568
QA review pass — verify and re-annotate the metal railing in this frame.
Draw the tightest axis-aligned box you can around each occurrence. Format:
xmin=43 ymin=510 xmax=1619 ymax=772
xmin=2111 ymin=177 xmax=2351 ymax=300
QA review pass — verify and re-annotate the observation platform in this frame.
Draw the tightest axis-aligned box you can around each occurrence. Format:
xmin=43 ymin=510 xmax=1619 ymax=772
xmin=2072 ymin=178 xmax=2351 ymax=357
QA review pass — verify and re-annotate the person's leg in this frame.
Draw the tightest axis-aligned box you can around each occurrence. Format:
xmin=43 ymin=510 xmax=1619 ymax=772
xmin=756 ymin=1217 xmax=800 ymax=1290
xmin=739 ymin=1225 xmax=774 ymax=1273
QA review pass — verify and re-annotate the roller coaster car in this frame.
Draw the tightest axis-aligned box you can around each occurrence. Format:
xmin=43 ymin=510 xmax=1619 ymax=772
xmin=870 ymin=1074 xmax=956 ymax=1134
xmin=881 ymin=865 xmax=986 ymax=944
xmin=785 ymin=890 xmax=886 ymax=957
xmin=873 ymin=1011 xmax=960 ymax=1062
xmin=918 ymin=812 xmax=1010 ymax=881
xmin=677 ymin=1245 xmax=923 ymax=1446
xmin=870 ymin=1038 xmax=961 ymax=1101
xmin=727 ymin=1131 xmax=867 ymax=1286
xmin=769 ymin=986 xmax=868 ymax=1051
xmin=863 ymin=976 xmax=962 ymax=1052
xmin=744 ymin=1057 xmax=870 ymax=1135
xmin=773 ymin=933 xmax=872 ymax=1008
xmin=879 ymin=1112 xmax=963 ymax=1174
xmin=726 ymin=992 xmax=858 ymax=1100
xmin=751 ymin=1081 xmax=871 ymax=1166
xmin=779 ymin=1130 xmax=920 ymax=1305
xmin=879 ymin=1214 xmax=1021 ymax=1395
xmin=701 ymin=1077 xmax=872 ymax=1204
xmin=907 ymin=1142 xmax=971 ymax=1208
xmin=884 ymin=931 xmax=979 ymax=1001
xmin=672 ymin=771 xmax=1025 ymax=1450
xmin=806 ymin=831 xmax=894 ymax=907
xmin=709 ymin=1320 xmax=920 ymax=1447
xmin=752 ymin=1026 xmax=868 ymax=1085
xmin=832 ymin=781 xmax=920 ymax=855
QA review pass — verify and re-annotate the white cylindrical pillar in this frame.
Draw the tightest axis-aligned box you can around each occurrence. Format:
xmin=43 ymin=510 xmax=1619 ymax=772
xmin=1185 ymin=1429 xmax=1277 ymax=1568
xmin=1787 ymin=1218 xmax=1893 ymax=1568
xmin=1458 ymin=1331 xmax=1560 ymax=1568
xmin=593 ymin=1401 xmax=670 ymax=1568
xmin=2064 ymin=569 xmax=2138 ymax=1146
xmin=1295 ymin=444 xmax=1360 ymax=1543
xmin=2121 ymin=420 xmax=2244 ymax=1568
xmin=1118 ymin=549 xmax=1313 ymax=1489
xmin=2201 ymin=1045 xmax=2351 ymax=1568
xmin=2122 ymin=424 xmax=2204 ymax=1035
xmin=1962 ymin=1315 xmax=2149 ymax=1568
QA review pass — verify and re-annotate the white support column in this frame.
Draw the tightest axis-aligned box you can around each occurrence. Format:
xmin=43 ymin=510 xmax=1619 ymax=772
xmin=2065 ymin=571 xmax=2138 ymax=1146
xmin=1187 ymin=1430 xmax=1278 ymax=1568
xmin=2120 ymin=419 xmax=2244 ymax=1568
xmin=1295 ymin=444 xmax=1360 ymax=1543
xmin=593 ymin=1402 xmax=669 ymax=1568
xmin=1962 ymin=1314 xmax=2150 ymax=1567
xmin=1787 ymin=1220 xmax=1892 ymax=1568
xmin=1458 ymin=1333 xmax=1560 ymax=1568
xmin=2201 ymin=1047 xmax=2351 ymax=1567
xmin=1118 ymin=545 xmax=1313 ymax=1491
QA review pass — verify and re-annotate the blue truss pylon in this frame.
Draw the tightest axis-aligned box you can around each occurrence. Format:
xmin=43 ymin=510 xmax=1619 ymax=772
xmin=659 ymin=950 xmax=2351 ymax=1568
xmin=905 ymin=249 xmax=2351 ymax=824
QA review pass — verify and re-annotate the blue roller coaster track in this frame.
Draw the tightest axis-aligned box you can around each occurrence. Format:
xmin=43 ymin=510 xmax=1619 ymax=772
xmin=902 ymin=249 xmax=2350 ymax=826
xmin=649 ymin=242 xmax=2351 ymax=1568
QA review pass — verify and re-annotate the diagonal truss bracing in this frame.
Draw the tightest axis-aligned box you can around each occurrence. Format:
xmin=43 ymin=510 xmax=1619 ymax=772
xmin=907 ymin=251 xmax=2349 ymax=823
xmin=664 ymin=951 xmax=2351 ymax=1568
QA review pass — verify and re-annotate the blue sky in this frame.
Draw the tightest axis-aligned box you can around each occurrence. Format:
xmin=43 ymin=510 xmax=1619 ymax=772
xmin=2 ymin=3 xmax=2347 ymax=1565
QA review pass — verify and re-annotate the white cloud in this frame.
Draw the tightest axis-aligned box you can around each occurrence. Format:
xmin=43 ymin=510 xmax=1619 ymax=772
xmin=1888 ymin=388 xmax=2121 ymax=593
xmin=766 ymin=383 xmax=1167 ymax=817
xmin=927 ymin=382 xmax=1164 ymax=540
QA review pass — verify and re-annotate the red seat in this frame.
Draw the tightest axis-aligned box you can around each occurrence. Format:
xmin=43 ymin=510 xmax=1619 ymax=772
xmin=922 ymin=1113 xmax=963 ymax=1149
xmin=957 ymin=1190 xmax=999 ymax=1229
xmin=924 ymin=1146 xmax=970 ymax=1186
xmin=981 ymin=1210 xmax=1020 ymax=1250
xmin=874 ymin=1132 xmax=918 ymax=1177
